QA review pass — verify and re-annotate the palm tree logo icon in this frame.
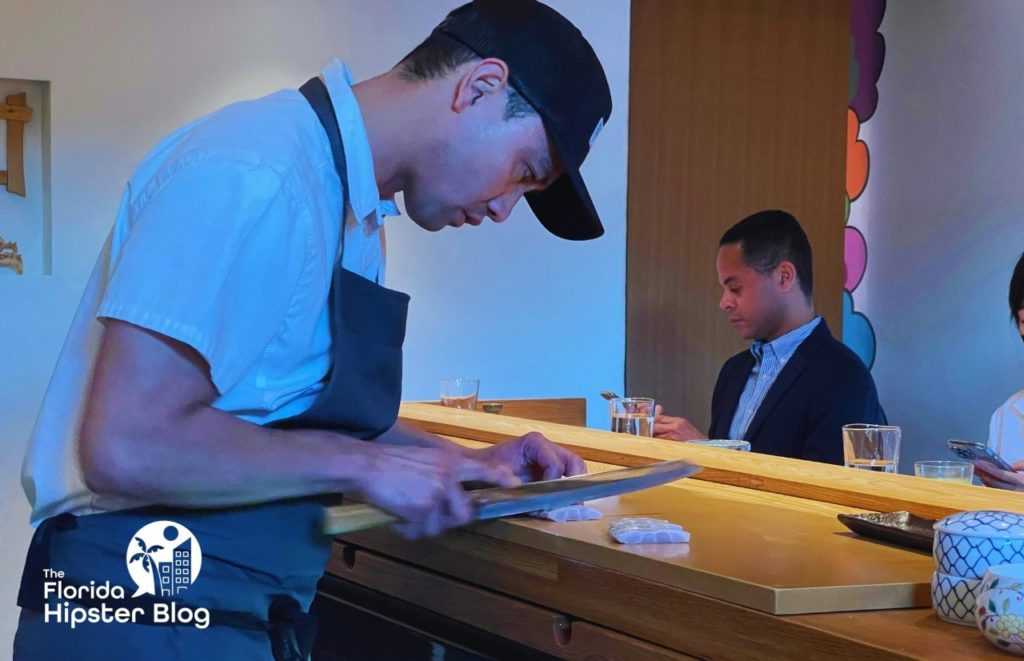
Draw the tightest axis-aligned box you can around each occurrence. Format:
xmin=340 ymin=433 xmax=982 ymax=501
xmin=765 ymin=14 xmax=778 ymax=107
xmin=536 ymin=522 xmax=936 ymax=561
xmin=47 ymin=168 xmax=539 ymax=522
xmin=125 ymin=521 xmax=203 ymax=598
xmin=128 ymin=536 xmax=164 ymax=590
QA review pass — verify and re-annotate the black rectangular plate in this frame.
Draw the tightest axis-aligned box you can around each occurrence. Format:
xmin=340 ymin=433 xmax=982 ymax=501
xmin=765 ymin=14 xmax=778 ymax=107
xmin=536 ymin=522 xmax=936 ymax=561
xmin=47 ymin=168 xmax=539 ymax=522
xmin=836 ymin=511 xmax=936 ymax=552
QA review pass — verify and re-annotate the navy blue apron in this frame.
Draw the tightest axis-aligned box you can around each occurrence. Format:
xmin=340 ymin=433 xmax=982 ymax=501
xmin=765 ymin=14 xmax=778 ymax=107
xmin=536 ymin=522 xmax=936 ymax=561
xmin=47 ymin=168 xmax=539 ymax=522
xmin=14 ymin=77 xmax=410 ymax=661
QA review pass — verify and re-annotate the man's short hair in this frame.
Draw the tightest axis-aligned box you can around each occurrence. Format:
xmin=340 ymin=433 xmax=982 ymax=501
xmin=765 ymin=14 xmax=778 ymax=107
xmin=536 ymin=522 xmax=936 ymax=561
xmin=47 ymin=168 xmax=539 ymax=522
xmin=1010 ymin=251 xmax=1024 ymax=322
xmin=397 ymin=32 xmax=536 ymax=120
xmin=720 ymin=209 xmax=814 ymax=299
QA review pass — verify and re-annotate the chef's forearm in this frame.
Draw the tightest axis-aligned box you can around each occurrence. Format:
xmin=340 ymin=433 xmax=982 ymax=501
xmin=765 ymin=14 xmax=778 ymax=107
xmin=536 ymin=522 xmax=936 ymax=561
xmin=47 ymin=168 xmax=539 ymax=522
xmin=80 ymin=405 xmax=375 ymax=508
xmin=374 ymin=420 xmax=471 ymax=455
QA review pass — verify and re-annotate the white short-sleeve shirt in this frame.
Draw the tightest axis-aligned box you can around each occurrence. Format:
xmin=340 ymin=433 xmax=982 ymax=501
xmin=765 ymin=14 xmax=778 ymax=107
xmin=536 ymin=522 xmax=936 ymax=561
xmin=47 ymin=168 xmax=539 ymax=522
xmin=22 ymin=60 xmax=397 ymax=524
xmin=989 ymin=389 xmax=1024 ymax=464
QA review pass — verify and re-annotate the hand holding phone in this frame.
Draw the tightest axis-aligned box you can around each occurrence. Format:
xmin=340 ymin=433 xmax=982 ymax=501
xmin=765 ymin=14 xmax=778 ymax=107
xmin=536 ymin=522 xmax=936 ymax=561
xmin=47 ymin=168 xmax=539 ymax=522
xmin=947 ymin=439 xmax=1015 ymax=472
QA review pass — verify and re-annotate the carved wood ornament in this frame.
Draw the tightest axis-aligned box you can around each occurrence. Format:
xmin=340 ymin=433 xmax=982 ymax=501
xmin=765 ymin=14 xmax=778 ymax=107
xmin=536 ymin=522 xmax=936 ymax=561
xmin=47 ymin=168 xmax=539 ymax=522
xmin=0 ymin=235 xmax=24 ymax=275
xmin=1 ymin=92 xmax=32 ymax=196
xmin=1 ymin=92 xmax=32 ymax=274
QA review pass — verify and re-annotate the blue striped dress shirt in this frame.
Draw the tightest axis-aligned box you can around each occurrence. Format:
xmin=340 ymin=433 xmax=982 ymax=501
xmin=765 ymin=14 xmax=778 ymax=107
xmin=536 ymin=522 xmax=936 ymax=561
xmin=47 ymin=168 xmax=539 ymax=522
xmin=728 ymin=317 xmax=822 ymax=440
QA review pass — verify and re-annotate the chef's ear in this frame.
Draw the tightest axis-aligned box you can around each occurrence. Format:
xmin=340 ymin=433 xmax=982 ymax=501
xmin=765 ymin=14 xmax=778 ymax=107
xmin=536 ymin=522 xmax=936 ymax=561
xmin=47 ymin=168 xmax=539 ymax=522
xmin=452 ymin=58 xmax=509 ymax=112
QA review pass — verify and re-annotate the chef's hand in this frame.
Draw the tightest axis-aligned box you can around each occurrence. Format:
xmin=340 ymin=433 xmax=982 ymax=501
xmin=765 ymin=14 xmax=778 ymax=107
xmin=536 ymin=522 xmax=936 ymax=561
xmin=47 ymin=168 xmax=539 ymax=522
xmin=473 ymin=432 xmax=587 ymax=483
xmin=653 ymin=405 xmax=707 ymax=442
xmin=358 ymin=444 xmax=519 ymax=539
xmin=974 ymin=460 xmax=1024 ymax=491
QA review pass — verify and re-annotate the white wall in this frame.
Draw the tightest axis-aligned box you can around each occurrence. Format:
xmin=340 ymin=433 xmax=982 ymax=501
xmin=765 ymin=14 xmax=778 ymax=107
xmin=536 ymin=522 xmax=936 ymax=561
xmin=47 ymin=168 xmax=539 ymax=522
xmin=859 ymin=0 xmax=1024 ymax=471
xmin=343 ymin=1 xmax=629 ymax=425
xmin=0 ymin=0 xmax=628 ymax=651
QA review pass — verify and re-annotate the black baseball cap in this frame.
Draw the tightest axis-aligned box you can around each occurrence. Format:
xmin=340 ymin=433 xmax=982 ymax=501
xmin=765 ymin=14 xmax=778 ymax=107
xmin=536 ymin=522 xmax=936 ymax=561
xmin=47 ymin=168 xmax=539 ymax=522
xmin=434 ymin=0 xmax=612 ymax=241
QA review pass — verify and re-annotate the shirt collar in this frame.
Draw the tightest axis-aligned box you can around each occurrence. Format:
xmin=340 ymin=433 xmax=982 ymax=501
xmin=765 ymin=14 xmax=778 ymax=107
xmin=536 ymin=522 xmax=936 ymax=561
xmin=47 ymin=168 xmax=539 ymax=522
xmin=750 ymin=316 xmax=822 ymax=363
xmin=1013 ymin=391 xmax=1024 ymax=417
xmin=320 ymin=60 xmax=399 ymax=226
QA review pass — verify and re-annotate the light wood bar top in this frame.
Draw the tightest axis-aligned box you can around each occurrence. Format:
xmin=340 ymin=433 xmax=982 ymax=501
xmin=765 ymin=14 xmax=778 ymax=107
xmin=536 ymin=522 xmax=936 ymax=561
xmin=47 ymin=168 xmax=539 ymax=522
xmin=329 ymin=404 xmax=1019 ymax=658
xmin=400 ymin=402 xmax=1024 ymax=520
xmin=411 ymin=445 xmax=935 ymax=615
xmin=475 ymin=482 xmax=933 ymax=615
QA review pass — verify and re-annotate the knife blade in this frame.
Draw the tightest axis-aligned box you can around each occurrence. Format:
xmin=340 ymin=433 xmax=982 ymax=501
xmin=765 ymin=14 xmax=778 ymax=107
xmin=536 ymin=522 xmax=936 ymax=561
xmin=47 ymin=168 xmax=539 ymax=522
xmin=323 ymin=459 xmax=701 ymax=535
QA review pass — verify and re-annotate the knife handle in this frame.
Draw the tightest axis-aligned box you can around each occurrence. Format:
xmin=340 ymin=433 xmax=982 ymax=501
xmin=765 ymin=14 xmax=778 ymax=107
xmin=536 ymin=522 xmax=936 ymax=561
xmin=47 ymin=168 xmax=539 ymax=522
xmin=323 ymin=504 xmax=400 ymax=535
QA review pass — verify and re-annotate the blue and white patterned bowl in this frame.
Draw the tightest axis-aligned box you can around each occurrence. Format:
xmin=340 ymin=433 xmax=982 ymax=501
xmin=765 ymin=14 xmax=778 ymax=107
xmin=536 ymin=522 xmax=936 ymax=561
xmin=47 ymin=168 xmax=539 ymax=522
xmin=934 ymin=511 xmax=1024 ymax=579
xmin=932 ymin=571 xmax=982 ymax=626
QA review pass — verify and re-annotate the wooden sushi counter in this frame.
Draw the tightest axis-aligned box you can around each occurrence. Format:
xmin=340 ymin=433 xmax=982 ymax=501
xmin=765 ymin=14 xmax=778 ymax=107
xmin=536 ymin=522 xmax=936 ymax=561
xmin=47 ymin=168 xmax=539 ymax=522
xmin=315 ymin=403 xmax=1024 ymax=660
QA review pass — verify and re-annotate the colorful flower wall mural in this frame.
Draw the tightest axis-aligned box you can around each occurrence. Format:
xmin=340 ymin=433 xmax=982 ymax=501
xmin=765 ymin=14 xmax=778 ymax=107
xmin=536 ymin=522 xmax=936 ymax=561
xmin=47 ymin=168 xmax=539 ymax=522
xmin=843 ymin=0 xmax=886 ymax=369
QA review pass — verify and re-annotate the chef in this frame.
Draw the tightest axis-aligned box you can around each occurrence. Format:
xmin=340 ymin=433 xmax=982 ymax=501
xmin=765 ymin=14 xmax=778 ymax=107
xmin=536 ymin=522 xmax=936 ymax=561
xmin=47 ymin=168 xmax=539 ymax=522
xmin=15 ymin=1 xmax=611 ymax=658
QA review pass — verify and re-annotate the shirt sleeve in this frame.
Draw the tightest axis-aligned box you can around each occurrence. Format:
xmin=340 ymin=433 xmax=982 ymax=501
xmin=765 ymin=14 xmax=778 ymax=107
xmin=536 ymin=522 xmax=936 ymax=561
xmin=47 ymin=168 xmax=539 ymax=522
xmin=98 ymin=155 xmax=310 ymax=395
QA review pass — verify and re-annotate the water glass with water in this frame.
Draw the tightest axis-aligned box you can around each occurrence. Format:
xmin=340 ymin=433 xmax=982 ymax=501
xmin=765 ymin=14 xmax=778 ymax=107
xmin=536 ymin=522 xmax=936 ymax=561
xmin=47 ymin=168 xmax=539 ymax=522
xmin=842 ymin=423 xmax=902 ymax=473
xmin=609 ymin=397 xmax=656 ymax=437
xmin=440 ymin=378 xmax=479 ymax=410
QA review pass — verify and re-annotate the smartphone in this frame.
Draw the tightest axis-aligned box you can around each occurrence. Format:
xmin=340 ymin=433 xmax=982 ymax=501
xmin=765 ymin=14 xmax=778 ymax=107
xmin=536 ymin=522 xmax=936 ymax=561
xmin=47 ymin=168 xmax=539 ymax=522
xmin=947 ymin=439 xmax=1015 ymax=471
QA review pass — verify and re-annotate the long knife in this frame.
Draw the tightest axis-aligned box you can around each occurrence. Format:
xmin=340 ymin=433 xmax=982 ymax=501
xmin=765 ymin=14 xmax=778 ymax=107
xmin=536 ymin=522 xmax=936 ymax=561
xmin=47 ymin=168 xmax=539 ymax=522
xmin=323 ymin=459 xmax=701 ymax=535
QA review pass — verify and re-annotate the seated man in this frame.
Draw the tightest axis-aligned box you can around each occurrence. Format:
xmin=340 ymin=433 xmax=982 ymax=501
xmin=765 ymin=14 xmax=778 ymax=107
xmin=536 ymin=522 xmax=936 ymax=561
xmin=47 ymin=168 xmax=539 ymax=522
xmin=655 ymin=209 xmax=886 ymax=464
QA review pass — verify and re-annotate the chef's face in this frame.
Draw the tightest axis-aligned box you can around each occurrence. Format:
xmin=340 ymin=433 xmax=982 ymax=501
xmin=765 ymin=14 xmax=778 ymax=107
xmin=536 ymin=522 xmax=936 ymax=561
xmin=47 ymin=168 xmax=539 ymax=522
xmin=402 ymin=64 xmax=561 ymax=231
xmin=1017 ymin=306 xmax=1024 ymax=343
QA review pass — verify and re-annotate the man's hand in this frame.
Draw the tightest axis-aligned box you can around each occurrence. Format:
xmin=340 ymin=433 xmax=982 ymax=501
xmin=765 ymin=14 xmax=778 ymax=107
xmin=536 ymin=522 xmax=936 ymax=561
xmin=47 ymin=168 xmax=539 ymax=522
xmin=974 ymin=459 xmax=1024 ymax=491
xmin=358 ymin=433 xmax=584 ymax=538
xmin=356 ymin=444 xmax=520 ymax=539
xmin=366 ymin=425 xmax=583 ymax=537
xmin=653 ymin=405 xmax=707 ymax=442
xmin=473 ymin=432 xmax=587 ymax=483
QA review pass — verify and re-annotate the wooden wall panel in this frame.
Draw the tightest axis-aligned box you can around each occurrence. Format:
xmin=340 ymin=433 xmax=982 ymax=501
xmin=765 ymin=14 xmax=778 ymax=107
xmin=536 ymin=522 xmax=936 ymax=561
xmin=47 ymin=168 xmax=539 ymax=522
xmin=427 ymin=397 xmax=587 ymax=427
xmin=627 ymin=0 xmax=850 ymax=432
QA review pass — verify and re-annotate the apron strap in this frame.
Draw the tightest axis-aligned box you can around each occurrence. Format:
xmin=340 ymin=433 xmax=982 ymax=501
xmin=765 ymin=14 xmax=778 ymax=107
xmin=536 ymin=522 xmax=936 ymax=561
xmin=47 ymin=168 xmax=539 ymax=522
xmin=299 ymin=76 xmax=383 ymax=285
xmin=268 ymin=596 xmax=319 ymax=661
xmin=299 ymin=76 xmax=349 ymax=259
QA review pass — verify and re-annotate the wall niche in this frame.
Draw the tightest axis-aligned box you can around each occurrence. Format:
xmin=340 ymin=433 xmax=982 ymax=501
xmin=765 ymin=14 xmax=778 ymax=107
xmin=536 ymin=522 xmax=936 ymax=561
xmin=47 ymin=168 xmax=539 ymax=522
xmin=0 ymin=78 xmax=50 ymax=276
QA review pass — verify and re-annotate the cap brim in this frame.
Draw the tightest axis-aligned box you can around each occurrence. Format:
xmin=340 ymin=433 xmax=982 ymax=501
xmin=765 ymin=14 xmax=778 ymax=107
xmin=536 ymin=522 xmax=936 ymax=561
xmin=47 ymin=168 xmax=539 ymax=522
xmin=526 ymin=160 xmax=604 ymax=241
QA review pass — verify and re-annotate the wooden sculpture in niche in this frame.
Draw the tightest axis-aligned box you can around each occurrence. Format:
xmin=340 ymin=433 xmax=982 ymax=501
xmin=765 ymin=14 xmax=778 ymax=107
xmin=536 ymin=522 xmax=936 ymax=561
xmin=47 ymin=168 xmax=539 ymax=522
xmin=0 ymin=235 xmax=24 ymax=275
xmin=1 ymin=92 xmax=32 ymax=196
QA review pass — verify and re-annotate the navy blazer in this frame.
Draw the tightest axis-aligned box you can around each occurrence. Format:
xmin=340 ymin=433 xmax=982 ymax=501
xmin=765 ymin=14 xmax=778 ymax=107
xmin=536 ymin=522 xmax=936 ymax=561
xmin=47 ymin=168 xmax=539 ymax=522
xmin=707 ymin=320 xmax=885 ymax=464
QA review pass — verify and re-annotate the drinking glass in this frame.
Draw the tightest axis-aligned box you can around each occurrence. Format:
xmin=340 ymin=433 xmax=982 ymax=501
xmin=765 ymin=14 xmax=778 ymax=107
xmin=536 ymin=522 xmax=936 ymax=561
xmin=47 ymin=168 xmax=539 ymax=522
xmin=915 ymin=460 xmax=974 ymax=484
xmin=439 ymin=378 xmax=479 ymax=410
xmin=842 ymin=424 xmax=902 ymax=473
xmin=609 ymin=397 xmax=656 ymax=437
